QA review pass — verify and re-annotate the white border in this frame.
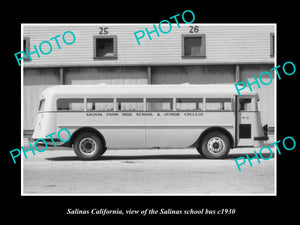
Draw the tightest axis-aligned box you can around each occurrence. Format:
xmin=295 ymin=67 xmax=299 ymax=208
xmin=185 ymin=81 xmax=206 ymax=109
xmin=21 ymin=23 xmax=24 ymax=195
xmin=274 ymin=23 xmax=277 ymax=196
xmin=21 ymin=23 xmax=277 ymax=196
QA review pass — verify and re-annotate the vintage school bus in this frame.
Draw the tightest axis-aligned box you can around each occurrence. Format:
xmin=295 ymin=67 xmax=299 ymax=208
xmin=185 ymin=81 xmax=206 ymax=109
xmin=32 ymin=84 xmax=268 ymax=160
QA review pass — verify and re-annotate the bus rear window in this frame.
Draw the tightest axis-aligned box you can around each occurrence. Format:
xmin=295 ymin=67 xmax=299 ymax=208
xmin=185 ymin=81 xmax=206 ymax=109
xmin=57 ymin=98 xmax=84 ymax=111
xmin=38 ymin=99 xmax=45 ymax=111
xmin=205 ymin=98 xmax=232 ymax=111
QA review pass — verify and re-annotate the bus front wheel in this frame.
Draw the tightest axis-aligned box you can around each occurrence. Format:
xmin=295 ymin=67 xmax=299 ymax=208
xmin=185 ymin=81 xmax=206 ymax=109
xmin=73 ymin=132 xmax=106 ymax=160
xmin=198 ymin=131 xmax=230 ymax=159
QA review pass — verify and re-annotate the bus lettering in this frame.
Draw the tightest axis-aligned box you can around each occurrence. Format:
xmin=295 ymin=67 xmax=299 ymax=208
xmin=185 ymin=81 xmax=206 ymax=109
xmin=184 ymin=112 xmax=203 ymax=116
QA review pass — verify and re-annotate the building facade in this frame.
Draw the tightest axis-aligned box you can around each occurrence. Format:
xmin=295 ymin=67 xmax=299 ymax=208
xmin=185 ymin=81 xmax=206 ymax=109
xmin=23 ymin=24 xmax=275 ymax=134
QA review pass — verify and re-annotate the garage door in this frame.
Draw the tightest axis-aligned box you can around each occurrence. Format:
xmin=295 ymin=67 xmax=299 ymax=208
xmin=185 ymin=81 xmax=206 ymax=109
xmin=23 ymin=68 xmax=60 ymax=131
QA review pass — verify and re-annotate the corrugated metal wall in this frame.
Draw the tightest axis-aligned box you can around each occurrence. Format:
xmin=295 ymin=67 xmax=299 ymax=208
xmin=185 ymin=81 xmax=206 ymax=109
xmin=23 ymin=68 xmax=60 ymax=130
xmin=23 ymin=24 xmax=274 ymax=67
xmin=64 ymin=67 xmax=148 ymax=85
xmin=151 ymin=65 xmax=235 ymax=84
xmin=240 ymin=64 xmax=275 ymax=127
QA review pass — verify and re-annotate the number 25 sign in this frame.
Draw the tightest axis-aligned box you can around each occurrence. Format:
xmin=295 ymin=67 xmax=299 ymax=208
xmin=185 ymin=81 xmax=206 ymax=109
xmin=99 ymin=27 xmax=108 ymax=34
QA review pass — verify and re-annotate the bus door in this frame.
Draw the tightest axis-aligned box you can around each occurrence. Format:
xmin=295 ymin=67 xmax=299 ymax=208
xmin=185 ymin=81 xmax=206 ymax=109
xmin=236 ymin=96 xmax=256 ymax=146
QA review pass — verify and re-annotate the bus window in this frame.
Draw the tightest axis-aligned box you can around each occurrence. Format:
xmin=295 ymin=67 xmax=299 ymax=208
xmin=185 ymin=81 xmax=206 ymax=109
xmin=239 ymin=98 xmax=253 ymax=111
xmin=176 ymin=98 xmax=203 ymax=111
xmin=117 ymin=98 xmax=143 ymax=111
xmin=38 ymin=99 xmax=45 ymax=112
xmin=205 ymin=98 xmax=232 ymax=111
xmin=57 ymin=98 xmax=84 ymax=111
xmin=87 ymin=98 xmax=114 ymax=111
xmin=146 ymin=98 xmax=173 ymax=111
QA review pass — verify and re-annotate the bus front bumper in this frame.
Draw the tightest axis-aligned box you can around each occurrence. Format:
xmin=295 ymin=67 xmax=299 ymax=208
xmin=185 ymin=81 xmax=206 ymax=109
xmin=29 ymin=137 xmax=67 ymax=146
xmin=254 ymin=135 xmax=269 ymax=141
xmin=253 ymin=135 xmax=269 ymax=148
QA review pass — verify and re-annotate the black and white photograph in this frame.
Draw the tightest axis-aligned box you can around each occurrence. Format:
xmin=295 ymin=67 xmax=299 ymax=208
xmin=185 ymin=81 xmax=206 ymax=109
xmin=4 ymin=5 xmax=298 ymax=221
xmin=20 ymin=23 xmax=276 ymax=195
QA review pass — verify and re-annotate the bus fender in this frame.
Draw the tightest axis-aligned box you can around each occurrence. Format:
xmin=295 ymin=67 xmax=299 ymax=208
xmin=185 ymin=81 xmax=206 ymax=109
xmin=67 ymin=127 xmax=107 ymax=148
xmin=190 ymin=126 xmax=234 ymax=148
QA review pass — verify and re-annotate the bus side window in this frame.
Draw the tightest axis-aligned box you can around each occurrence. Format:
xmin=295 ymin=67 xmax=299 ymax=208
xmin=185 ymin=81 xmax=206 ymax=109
xmin=117 ymin=98 xmax=143 ymax=111
xmin=146 ymin=98 xmax=173 ymax=111
xmin=176 ymin=98 xmax=204 ymax=111
xmin=57 ymin=98 xmax=84 ymax=111
xmin=239 ymin=98 xmax=252 ymax=111
xmin=87 ymin=98 xmax=114 ymax=111
xmin=205 ymin=98 xmax=232 ymax=111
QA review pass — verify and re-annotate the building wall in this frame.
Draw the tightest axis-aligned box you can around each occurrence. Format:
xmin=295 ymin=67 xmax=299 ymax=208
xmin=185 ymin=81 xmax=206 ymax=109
xmin=63 ymin=66 xmax=148 ymax=85
xmin=240 ymin=64 xmax=275 ymax=127
xmin=23 ymin=68 xmax=60 ymax=131
xmin=151 ymin=65 xmax=235 ymax=84
xmin=23 ymin=24 xmax=275 ymax=67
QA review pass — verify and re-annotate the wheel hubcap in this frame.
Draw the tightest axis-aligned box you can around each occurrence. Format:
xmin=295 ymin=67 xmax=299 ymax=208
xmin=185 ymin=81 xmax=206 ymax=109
xmin=207 ymin=137 xmax=225 ymax=154
xmin=79 ymin=138 xmax=97 ymax=155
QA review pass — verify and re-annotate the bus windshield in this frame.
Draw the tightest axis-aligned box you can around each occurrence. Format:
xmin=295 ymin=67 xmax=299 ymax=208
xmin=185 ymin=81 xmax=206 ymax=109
xmin=38 ymin=99 xmax=45 ymax=112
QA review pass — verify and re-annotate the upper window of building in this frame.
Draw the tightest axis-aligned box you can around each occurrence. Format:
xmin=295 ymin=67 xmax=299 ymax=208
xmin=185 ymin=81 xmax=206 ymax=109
xmin=93 ymin=36 xmax=117 ymax=59
xmin=270 ymin=33 xmax=275 ymax=58
xmin=182 ymin=34 xmax=206 ymax=58
xmin=23 ymin=37 xmax=30 ymax=60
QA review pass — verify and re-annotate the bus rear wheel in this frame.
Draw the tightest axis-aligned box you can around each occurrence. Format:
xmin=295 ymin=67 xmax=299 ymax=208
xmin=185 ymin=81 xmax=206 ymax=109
xmin=73 ymin=132 xmax=106 ymax=160
xmin=198 ymin=131 xmax=230 ymax=159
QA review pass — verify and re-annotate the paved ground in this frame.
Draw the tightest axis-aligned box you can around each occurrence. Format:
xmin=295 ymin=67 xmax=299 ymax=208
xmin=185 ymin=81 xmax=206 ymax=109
xmin=22 ymin=146 xmax=275 ymax=195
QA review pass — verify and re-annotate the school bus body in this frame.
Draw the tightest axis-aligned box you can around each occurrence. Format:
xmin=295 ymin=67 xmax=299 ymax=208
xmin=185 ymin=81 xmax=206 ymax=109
xmin=32 ymin=84 xmax=268 ymax=159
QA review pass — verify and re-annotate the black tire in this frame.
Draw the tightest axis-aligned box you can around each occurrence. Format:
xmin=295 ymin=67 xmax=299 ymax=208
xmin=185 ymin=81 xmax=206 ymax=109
xmin=73 ymin=132 xmax=106 ymax=160
xmin=198 ymin=131 xmax=230 ymax=159
xmin=196 ymin=147 xmax=203 ymax=156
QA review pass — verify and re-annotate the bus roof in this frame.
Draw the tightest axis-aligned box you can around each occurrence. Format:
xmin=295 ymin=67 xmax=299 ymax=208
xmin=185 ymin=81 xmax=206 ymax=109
xmin=41 ymin=84 xmax=256 ymax=99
